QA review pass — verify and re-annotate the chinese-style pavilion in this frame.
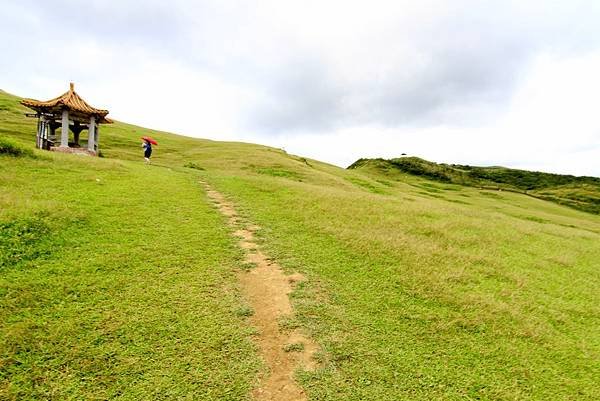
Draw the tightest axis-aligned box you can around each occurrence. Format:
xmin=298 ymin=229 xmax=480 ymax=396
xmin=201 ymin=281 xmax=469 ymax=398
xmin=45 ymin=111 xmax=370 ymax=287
xmin=21 ymin=83 xmax=111 ymax=155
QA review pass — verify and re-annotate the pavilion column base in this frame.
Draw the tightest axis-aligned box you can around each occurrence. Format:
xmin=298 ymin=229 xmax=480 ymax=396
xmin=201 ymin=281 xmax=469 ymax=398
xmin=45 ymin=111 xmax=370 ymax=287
xmin=50 ymin=146 xmax=97 ymax=156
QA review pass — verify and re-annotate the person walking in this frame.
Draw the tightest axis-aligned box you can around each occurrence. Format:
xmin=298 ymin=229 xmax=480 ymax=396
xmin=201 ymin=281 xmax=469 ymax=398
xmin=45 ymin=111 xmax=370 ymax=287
xmin=142 ymin=138 xmax=152 ymax=164
xmin=140 ymin=136 xmax=158 ymax=163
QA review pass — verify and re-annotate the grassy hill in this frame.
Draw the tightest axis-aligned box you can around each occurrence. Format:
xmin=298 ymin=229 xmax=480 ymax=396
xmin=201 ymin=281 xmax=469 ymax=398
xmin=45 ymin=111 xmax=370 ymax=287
xmin=1 ymin=88 xmax=600 ymax=400
xmin=349 ymin=157 xmax=600 ymax=214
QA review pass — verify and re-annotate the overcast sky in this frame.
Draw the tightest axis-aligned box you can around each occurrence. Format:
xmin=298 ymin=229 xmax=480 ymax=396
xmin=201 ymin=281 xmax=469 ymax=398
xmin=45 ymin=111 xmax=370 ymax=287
xmin=2 ymin=0 xmax=599 ymax=176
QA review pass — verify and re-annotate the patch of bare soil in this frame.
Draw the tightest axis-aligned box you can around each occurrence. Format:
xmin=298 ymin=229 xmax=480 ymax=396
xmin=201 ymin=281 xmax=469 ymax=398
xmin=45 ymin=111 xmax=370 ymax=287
xmin=202 ymin=182 xmax=318 ymax=401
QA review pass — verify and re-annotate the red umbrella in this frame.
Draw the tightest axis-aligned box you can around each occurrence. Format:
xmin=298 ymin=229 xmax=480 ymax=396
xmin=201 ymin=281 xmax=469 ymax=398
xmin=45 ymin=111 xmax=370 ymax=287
xmin=141 ymin=136 xmax=158 ymax=145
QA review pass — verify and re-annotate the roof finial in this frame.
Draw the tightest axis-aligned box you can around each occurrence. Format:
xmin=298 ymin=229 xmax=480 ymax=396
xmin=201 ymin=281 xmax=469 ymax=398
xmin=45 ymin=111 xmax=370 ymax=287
xmin=69 ymin=82 xmax=74 ymax=91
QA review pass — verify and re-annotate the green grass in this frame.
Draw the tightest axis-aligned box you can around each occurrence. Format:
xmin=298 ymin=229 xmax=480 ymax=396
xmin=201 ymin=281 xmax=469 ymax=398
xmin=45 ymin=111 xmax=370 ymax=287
xmin=0 ymin=153 xmax=259 ymax=399
xmin=204 ymin=173 xmax=600 ymax=401
xmin=349 ymin=157 xmax=600 ymax=214
xmin=2 ymin=88 xmax=600 ymax=400
xmin=283 ymin=343 xmax=305 ymax=353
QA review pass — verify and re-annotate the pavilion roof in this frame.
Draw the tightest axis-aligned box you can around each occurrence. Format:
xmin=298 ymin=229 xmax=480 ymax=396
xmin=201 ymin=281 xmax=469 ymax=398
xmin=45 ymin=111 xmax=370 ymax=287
xmin=21 ymin=83 xmax=111 ymax=123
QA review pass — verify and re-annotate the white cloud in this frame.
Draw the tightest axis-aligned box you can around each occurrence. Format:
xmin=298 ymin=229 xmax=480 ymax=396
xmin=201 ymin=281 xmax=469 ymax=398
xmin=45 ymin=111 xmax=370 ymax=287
xmin=90 ymin=58 xmax=255 ymax=138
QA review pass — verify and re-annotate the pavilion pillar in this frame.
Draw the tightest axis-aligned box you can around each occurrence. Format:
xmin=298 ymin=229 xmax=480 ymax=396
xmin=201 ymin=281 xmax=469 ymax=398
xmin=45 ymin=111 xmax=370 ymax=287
xmin=39 ymin=115 xmax=47 ymax=149
xmin=49 ymin=121 xmax=57 ymax=140
xmin=60 ymin=109 xmax=69 ymax=147
xmin=95 ymin=125 xmax=99 ymax=153
xmin=72 ymin=121 xmax=82 ymax=146
xmin=88 ymin=116 xmax=96 ymax=152
xmin=36 ymin=116 xmax=42 ymax=149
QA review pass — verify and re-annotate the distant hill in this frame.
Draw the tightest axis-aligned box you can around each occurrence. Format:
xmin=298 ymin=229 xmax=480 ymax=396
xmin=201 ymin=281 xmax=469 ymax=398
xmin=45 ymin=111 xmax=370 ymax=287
xmin=349 ymin=157 xmax=600 ymax=214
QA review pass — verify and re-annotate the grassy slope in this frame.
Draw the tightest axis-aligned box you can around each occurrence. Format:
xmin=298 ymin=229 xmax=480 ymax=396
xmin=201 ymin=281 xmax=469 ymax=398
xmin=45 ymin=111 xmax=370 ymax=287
xmin=2 ymin=89 xmax=600 ymax=400
xmin=204 ymin=172 xmax=600 ymax=400
xmin=348 ymin=157 xmax=600 ymax=214
xmin=1 ymin=92 xmax=259 ymax=400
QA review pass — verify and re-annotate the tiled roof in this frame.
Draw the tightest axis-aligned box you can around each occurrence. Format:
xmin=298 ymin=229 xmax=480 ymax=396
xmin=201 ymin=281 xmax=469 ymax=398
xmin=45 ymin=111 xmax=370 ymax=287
xmin=21 ymin=83 xmax=111 ymax=123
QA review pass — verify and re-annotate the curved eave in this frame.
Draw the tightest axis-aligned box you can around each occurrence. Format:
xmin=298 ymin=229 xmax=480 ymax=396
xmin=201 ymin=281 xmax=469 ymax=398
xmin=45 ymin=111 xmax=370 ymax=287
xmin=21 ymin=99 xmax=111 ymax=124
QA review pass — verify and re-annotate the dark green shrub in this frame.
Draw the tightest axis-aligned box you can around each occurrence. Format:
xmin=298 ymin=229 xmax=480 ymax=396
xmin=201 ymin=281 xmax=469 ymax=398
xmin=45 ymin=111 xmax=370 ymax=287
xmin=184 ymin=161 xmax=205 ymax=170
xmin=0 ymin=137 xmax=35 ymax=158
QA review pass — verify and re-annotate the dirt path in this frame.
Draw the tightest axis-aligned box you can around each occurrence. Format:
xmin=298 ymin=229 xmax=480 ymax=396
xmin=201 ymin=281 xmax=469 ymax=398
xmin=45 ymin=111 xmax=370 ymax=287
xmin=202 ymin=182 xmax=318 ymax=401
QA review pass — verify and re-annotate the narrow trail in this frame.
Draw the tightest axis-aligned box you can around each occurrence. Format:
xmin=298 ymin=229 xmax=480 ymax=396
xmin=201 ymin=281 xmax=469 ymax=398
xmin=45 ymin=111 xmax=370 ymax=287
xmin=202 ymin=182 xmax=318 ymax=401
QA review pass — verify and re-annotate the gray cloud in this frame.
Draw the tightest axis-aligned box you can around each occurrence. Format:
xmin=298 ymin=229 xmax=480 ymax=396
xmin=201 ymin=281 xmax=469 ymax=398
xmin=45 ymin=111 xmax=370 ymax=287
xmin=14 ymin=0 xmax=187 ymax=46
xmin=2 ymin=0 xmax=600 ymax=138
xmin=221 ymin=1 xmax=600 ymax=134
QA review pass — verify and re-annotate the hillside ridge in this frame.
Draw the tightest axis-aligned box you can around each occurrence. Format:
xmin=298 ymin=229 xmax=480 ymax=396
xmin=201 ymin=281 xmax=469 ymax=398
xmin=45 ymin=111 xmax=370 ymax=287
xmin=349 ymin=156 xmax=600 ymax=214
